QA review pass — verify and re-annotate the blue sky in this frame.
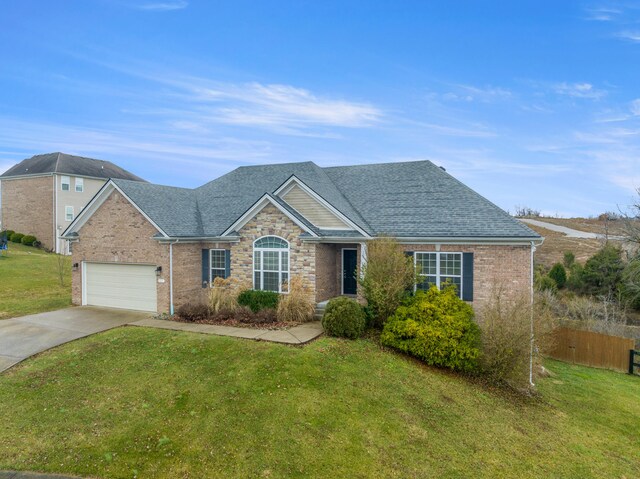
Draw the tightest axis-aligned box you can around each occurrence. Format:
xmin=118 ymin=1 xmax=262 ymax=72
xmin=1 ymin=1 xmax=639 ymax=216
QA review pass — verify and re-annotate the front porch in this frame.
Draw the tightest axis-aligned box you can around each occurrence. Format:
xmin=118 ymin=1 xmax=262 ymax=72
xmin=315 ymin=243 xmax=362 ymax=303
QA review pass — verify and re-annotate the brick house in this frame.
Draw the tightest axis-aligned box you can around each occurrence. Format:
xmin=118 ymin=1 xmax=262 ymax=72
xmin=0 ymin=152 xmax=145 ymax=254
xmin=61 ymin=160 xmax=542 ymax=313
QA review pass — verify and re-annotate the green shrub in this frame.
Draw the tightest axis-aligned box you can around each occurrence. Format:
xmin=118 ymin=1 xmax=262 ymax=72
xmin=9 ymin=233 xmax=24 ymax=243
xmin=548 ymin=263 xmax=567 ymax=289
xmin=358 ymin=237 xmax=417 ymax=329
xmin=621 ymin=258 xmax=640 ymax=311
xmin=21 ymin=235 xmax=37 ymax=246
xmin=321 ymin=297 xmax=366 ymax=339
xmin=566 ymin=263 xmax=585 ymax=291
xmin=1 ymin=230 xmax=14 ymax=240
xmin=380 ymin=286 xmax=481 ymax=372
xmin=580 ymin=244 xmax=624 ymax=296
xmin=563 ymin=251 xmax=575 ymax=269
xmin=535 ymin=274 xmax=557 ymax=293
xmin=237 ymin=289 xmax=280 ymax=312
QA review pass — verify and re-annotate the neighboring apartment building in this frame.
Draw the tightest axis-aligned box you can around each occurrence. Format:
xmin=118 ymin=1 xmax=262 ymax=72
xmin=0 ymin=152 xmax=145 ymax=254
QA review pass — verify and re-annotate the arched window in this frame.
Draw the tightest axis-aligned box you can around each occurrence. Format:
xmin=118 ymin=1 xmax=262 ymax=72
xmin=253 ymin=236 xmax=289 ymax=293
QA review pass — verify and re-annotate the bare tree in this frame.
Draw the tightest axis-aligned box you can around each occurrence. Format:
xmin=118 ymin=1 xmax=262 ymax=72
xmin=56 ymin=254 xmax=70 ymax=287
xmin=513 ymin=205 xmax=541 ymax=218
xmin=622 ymin=188 xmax=640 ymax=247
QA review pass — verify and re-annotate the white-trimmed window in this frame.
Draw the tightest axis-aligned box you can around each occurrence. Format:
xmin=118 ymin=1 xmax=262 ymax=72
xmin=210 ymin=249 xmax=227 ymax=282
xmin=253 ymin=236 xmax=289 ymax=293
xmin=65 ymin=206 xmax=74 ymax=222
xmin=75 ymin=177 xmax=84 ymax=192
xmin=415 ymin=252 xmax=462 ymax=297
xmin=61 ymin=176 xmax=70 ymax=191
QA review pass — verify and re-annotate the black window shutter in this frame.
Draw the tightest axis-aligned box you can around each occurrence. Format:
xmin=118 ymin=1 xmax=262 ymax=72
xmin=201 ymin=249 xmax=210 ymax=288
xmin=224 ymin=249 xmax=231 ymax=278
xmin=462 ymin=252 xmax=474 ymax=301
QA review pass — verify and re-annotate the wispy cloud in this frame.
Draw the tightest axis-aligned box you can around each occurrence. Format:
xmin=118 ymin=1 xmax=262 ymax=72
xmin=616 ymin=30 xmax=640 ymax=42
xmin=194 ymin=82 xmax=383 ymax=129
xmin=131 ymin=0 xmax=188 ymax=11
xmin=433 ymin=84 xmax=512 ymax=103
xmin=584 ymin=6 xmax=621 ymax=21
xmin=552 ymin=82 xmax=607 ymax=100
xmin=631 ymin=99 xmax=640 ymax=116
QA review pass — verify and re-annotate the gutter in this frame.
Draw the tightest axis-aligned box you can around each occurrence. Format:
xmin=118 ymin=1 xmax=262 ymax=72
xmin=302 ymin=236 xmax=543 ymax=244
xmin=155 ymin=236 xmax=240 ymax=243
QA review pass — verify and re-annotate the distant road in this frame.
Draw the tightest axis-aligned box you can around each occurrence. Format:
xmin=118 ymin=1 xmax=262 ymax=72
xmin=519 ymin=218 xmax=626 ymax=241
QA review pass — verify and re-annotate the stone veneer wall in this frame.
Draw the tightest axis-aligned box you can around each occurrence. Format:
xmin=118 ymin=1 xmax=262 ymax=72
xmin=401 ymin=243 xmax=532 ymax=308
xmin=229 ymin=204 xmax=316 ymax=302
xmin=1 ymin=176 xmax=54 ymax=249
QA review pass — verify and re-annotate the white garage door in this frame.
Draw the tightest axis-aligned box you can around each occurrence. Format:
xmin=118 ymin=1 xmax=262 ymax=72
xmin=84 ymin=263 xmax=157 ymax=312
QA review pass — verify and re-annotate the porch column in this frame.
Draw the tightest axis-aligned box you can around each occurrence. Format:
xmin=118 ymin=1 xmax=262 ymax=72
xmin=359 ymin=242 xmax=368 ymax=278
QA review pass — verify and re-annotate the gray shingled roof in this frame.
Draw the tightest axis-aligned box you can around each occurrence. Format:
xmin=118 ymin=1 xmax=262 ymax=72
xmin=1 ymin=152 xmax=145 ymax=181
xmin=324 ymin=160 xmax=539 ymax=238
xmin=109 ymin=160 xmax=539 ymax=239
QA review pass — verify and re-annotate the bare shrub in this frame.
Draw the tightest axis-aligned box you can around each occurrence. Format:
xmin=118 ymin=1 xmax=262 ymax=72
xmin=359 ymin=237 xmax=417 ymax=328
xmin=513 ymin=205 xmax=541 ymax=217
xmin=208 ymin=276 xmax=239 ymax=313
xmin=56 ymin=254 xmax=71 ymax=287
xmin=557 ymin=294 xmax=628 ymax=337
xmin=277 ymin=276 xmax=314 ymax=323
xmin=477 ymin=285 xmax=557 ymax=390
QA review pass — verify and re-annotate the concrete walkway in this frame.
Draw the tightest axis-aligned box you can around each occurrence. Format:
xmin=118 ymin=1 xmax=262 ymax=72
xmin=0 ymin=307 xmax=150 ymax=373
xmin=130 ymin=318 xmax=324 ymax=344
xmin=519 ymin=218 xmax=626 ymax=240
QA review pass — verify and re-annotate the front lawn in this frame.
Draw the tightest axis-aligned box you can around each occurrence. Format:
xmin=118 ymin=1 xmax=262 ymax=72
xmin=0 ymin=242 xmax=71 ymax=319
xmin=0 ymin=328 xmax=638 ymax=478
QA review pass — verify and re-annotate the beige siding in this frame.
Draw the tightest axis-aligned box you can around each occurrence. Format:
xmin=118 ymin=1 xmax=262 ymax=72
xmin=55 ymin=175 xmax=107 ymax=253
xmin=282 ymin=184 xmax=349 ymax=229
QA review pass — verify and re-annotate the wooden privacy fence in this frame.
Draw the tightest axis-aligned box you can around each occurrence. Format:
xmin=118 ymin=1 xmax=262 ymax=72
xmin=549 ymin=327 xmax=635 ymax=372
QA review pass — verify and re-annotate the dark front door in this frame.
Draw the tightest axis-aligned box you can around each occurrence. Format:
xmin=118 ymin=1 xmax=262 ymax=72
xmin=342 ymin=249 xmax=358 ymax=295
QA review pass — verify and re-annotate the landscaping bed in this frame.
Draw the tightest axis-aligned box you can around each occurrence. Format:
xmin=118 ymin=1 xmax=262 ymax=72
xmin=170 ymin=307 xmax=301 ymax=330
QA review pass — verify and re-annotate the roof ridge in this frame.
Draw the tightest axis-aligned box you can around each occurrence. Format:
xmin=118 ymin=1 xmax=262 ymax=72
xmin=54 ymin=152 xmax=62 ymax=173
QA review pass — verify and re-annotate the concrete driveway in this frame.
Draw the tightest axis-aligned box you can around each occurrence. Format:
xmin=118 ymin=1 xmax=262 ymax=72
xmin=0 ymin=307 xmax=150 ymax=373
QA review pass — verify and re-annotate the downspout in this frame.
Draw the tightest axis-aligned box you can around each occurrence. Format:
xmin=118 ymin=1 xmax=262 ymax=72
xmin=169 ymin=240 xmax=179 ymax=315
xmin=53 ymin=175 xmax=57 ymax=253
xmin=529 ymin=240 xmax=536 ymax=388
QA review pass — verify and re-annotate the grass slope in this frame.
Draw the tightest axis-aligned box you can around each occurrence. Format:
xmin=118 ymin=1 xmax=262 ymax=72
xmin=0 ymin=242 xmax=71 ymax=319
xmin=0 ymin=328 xmax=638 ymax=478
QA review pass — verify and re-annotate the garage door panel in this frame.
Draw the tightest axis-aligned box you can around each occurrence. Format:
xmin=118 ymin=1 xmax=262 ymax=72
xmin=85 ymin=263 xmax=157 ymax=312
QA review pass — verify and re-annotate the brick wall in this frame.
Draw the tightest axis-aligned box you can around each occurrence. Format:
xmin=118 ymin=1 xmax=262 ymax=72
xmin=401 ymin=243 xmax=532 ymax=308
xmin=1 ymin=176 xmax=54 ymax=249
xmin=230 ymin=204 xmax=316 ymax=302
xmin=172 ymin=241 xmax=235 ymax=308
xmin=71 ymin=190 xmax=171 ymax=311
xmin=316 ymin=243 xmax=337 ymax=302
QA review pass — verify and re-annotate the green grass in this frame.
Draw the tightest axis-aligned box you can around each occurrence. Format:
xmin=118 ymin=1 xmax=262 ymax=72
xmin=0 ymin=329 xmax=638 ymax=478
xmin=0 ymin=242 xmax=71 ymax=319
